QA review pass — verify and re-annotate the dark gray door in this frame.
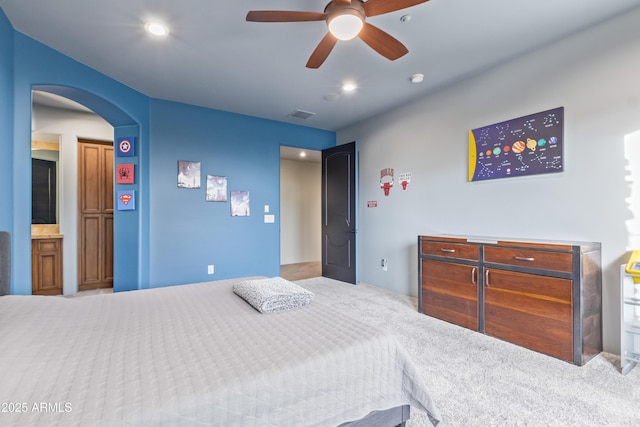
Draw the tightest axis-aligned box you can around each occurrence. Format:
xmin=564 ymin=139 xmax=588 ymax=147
xmin=322 ymin=142 xmax=357 ymax=284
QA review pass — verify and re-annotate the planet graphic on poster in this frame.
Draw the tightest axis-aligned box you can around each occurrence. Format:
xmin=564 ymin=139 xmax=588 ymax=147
xmin=538 ymin=138 xmax=547 ymax=147
xmin=526 ymin=138 xmax=537 ymax=151
xmin=493 ymin=147 xmax=501 ymax=155
xmin=512 ymin=141 xmax=525 ymax=153
xmin=550 ymin=136 xmax=558 ymax=145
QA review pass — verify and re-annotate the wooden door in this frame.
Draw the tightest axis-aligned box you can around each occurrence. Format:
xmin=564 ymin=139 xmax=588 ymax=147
xmin=321 ymin=142 xmax=357 ymax=284
xmin=78 ymin=140 xmax=114 ymax=290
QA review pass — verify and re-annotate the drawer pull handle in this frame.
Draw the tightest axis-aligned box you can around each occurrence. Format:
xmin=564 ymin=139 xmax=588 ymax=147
xmin=440 ymin=248 xmax=456 ymax=253
xmin=471 ymin=267 xmax=477 ymax=285
xmin=485 ymin=270 xmax=490 ymax=287
xmin=514 ymin=256 xmax=535 ymax=262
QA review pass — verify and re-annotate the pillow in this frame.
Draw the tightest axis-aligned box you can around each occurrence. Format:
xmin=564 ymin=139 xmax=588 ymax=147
xmin=233 ymin=277 xmax=314 ymax=314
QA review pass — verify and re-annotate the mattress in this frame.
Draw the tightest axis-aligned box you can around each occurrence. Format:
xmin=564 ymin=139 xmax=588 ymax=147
xmin=0 ymin=277 xmax=441 ymax=426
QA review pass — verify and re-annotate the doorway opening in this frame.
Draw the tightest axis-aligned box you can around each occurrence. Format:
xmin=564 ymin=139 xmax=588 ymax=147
xmin=280 ymin=146 xmax=321 ymax=281
xmin=31 ymin=90 xmax=115 ymax=295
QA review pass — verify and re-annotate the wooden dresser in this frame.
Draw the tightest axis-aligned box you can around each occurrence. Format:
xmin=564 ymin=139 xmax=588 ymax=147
xmin=418 ymin=235 xmax=602 ymax=365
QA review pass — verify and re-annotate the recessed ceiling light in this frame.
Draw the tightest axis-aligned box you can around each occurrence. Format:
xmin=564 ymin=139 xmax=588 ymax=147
xmin=299 ymin=151 xmax=307 ymax=158
xmin=342 ymin=82 xmax=357 ymax=92
xmin=145 ymin=21 xmax=169 ymax=37
xmin=410 ymin=73 xmax=424 ymax=83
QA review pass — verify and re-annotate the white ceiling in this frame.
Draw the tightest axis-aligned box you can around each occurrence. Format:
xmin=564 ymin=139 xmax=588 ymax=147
xmin=280 ymin=146 xmax=321 ymax=163
xmin=4 ymin=0 xmax=640 ymax=131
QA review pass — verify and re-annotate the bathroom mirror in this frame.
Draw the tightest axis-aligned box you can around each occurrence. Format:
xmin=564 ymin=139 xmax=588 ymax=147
xmin=31 ymin=140 xmax=59 ymax=224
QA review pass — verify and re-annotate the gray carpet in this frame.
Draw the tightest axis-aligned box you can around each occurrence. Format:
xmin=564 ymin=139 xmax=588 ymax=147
xmin=296 ymin=277 xmax=640 ymax=427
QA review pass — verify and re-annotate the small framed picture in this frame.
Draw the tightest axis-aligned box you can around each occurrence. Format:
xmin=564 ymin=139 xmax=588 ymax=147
xmin=117 ymin=137 xmax=135 ymax=157
xmin=177 ymin=160 xmax=201 ymax=189
xmin=117 ymin=190 xmax=135 ymax=210
xmin=116 ymin=164 xmax=134 ymax=184
xmin=206 ymin=175 xmax=228 ymax=202
xmin=230 ymin=191 xmax=250 ymax=216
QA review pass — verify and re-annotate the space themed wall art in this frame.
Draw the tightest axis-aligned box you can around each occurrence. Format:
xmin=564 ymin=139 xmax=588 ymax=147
xmin=468 ymin=107 xmax=564 ymax=182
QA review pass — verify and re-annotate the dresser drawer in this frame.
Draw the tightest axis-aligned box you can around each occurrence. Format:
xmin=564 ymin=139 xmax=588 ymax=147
xmin=484 ymin=245 xmax=572 ymax=273
xmin=35 ymin=239 xmax=59 ymax=252
xmin=421 ymin=241 xmax=479 ymax=261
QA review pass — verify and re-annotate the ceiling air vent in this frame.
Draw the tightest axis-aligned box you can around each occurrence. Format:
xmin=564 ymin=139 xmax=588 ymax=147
xmin=288 ymin=109 xmax=315 ymax=120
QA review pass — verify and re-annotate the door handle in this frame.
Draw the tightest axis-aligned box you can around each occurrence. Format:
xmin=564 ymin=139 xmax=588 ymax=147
xmin=485 ymin=269 xmax=490 ymax=287
xmin=440 ymin=248 xmax=455 ymax=253
xmin=471 ymin=267 xmax=477 ymax=285
xmin=514 ymin=256 xmax=535 ymax=262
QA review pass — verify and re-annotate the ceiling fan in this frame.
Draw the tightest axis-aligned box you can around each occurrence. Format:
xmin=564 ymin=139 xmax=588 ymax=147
xmin=246 ymin=0 xmax=429 ymax=68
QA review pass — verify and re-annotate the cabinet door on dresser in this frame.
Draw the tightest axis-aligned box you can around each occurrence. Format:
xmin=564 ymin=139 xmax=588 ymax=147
xmin=422 ymin=259 xmax=479 ymax=331
xmin=483 ymin=268 xmax=573 ymax=361
xmin=32 ymin=238 xmax=63 ymax=296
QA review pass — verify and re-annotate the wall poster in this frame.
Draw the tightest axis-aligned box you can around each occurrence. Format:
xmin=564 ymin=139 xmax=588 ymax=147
xmin=117 ymin=137 xmax=135 ymax=157
xmin=468 ymin=107 xmax=564 ymax=182
xmin=116 ymin=164 xmax=134 ymax=184
xmin=206 ymin=175 xmax=227 ymax=202
xmin=177 ymin=160 xmax=201 ymax=189
xmin=117 ymin=190 xmax=135 ymax=210
xmin=230 ymin=191 xmax=250 ymax=216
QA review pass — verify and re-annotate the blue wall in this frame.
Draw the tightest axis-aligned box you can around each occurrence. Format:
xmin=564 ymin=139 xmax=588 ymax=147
xmin=0 ymin=8 xmax=13 ymax=233
xmin=148 ymin=99 xmax=334 ymax=287
xmin=12 ymin=32 xmax=150 ymax=294
xmin=3 ymin=13 xmax=335 ymax=293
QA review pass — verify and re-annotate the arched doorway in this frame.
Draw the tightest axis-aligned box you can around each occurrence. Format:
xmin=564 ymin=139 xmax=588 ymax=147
xmin=31 ymin=91 xmax=115 ymax=295
xmin=28 ymin=85 xmax=142 ymax=294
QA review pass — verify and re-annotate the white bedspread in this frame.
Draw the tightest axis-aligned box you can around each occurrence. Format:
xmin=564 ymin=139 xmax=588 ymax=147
xmin=0 ymin=277 xmax=441 ymax=426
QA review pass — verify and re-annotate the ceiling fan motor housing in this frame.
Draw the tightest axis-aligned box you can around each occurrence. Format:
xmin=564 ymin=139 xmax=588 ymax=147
xmin=325 ymin=1 xmax=366 ymax=40
xmin=325 ymin=1 xmax=366 ymax=18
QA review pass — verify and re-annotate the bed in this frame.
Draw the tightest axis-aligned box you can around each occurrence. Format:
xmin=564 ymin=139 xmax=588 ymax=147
xmin=0 ymin=232 xmax=9 ymax=297
xmin=0 ymin=266 xmax=441 ymax=425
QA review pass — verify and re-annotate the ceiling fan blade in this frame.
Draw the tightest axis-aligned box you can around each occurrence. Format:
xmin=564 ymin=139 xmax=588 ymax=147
xmin=358 ymin=22 xmax=408 ymax=61
xmin=246 ymin=10 xmax=327 ymax=22
xmin=363 ymin=0 xmax=428 ymax=17
xmin=306 ymin=33 xmax=338 ymax=69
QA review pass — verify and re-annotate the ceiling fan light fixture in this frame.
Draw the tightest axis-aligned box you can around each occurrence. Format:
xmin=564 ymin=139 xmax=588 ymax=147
xmin=328 ymin=12 xmax=364 ymax=41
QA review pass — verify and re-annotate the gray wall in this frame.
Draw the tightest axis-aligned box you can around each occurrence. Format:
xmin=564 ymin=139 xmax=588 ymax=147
xmin=280 ymin=158 xmax=321 ymax=265
xmin=338 ymin=8 xmax=640 ymax=354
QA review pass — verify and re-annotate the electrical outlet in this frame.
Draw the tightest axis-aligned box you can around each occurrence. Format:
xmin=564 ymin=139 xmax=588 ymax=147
xmin=381 ymin=258 xmax=388 ymax=271
xmin=208 ymin=265 xmax=214 ymax=275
